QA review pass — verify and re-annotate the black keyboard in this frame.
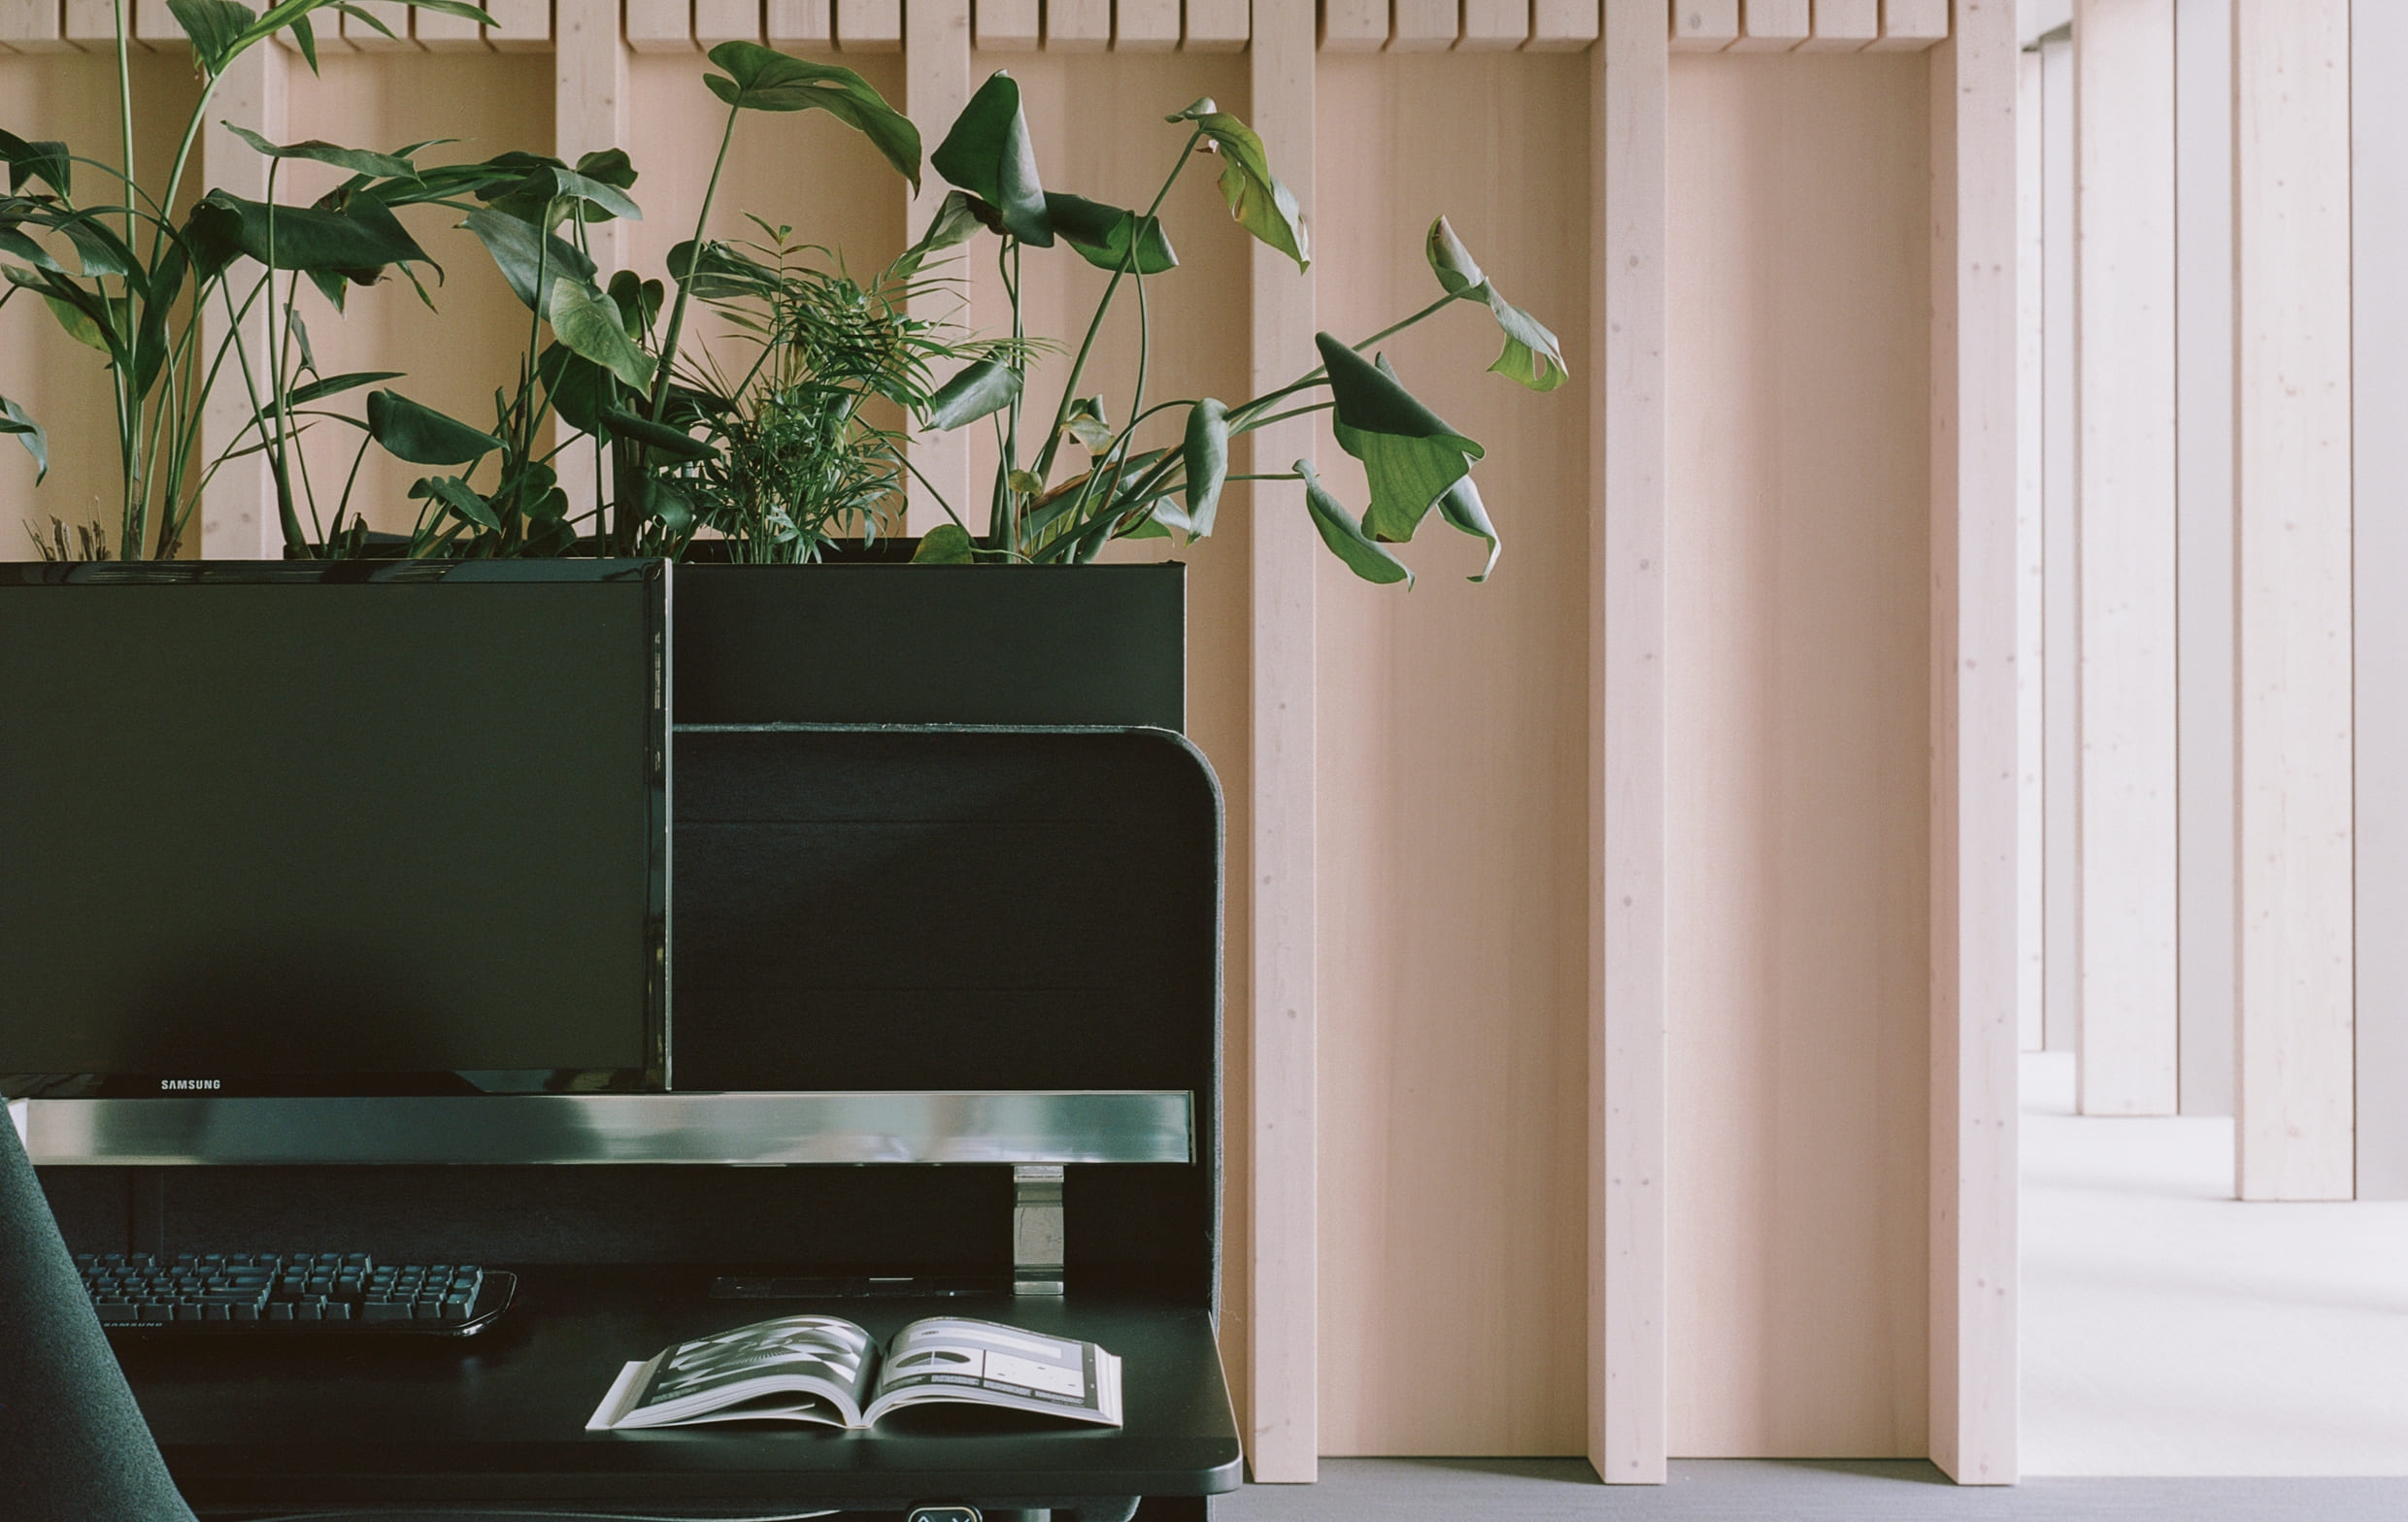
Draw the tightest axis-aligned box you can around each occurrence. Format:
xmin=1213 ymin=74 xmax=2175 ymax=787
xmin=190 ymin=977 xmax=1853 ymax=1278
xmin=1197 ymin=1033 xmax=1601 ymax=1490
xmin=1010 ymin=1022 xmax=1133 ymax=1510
xmin=76 ymin=1251 xmax=515 ymax=1336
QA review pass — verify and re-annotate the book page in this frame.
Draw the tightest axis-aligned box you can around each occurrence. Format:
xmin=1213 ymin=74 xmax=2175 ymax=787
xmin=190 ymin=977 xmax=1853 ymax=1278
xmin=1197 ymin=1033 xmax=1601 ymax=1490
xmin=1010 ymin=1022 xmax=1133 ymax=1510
xmin=591 ymin=1314 xmax=881 ymax=1430
xmin=865 ymin=1316 xmax=1120 ymax=1427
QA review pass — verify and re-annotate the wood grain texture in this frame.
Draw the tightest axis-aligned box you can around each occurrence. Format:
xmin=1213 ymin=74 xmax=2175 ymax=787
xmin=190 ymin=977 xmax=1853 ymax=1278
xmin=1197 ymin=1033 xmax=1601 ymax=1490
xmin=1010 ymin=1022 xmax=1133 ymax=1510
xmin=1046 ymin=0 xmax=1109 ymax=48
xmin=1113 ymin=0 xmax=1180 ymax=50
xmin=2017 ymin=43 xmax=2044 ymax=1056
xmin=553 ymin=0 xmax=630 ymax=515
xmin=2233 ymin=0 xmax=2355 ymax=1203
xmin=1313 ymin=49 xmax=1589 ymax=1462
xmin=1597 ymin=0 xmax=1668 ymax=1485
xmin=1797 ymin=0 xmax=1874 ymax=50
xmin=197 ymin=45 xmax=284 ymax=557
xmin=2074 ymin=0 xmax=2179 ymax=1118
xmin=1927 ymin=0 xmax=2019 ymax=1483
xmin=1730 ymin=0 xmax=1807 ymax=51
xmin=0 ymin=1 xmax=71 ymax=51
xmin=1321 ymin=0 xmax=1388 ymax=50
xmin=1461 ymin=0 xmax=1529 ymax=50
xmin=414 ymin=2 xmax=489 ymax=50
xmin=2356 ymin=0 xmax=2408 ymax=1198
xmin=837 ymin=0 xmax=903 ymax=47
xmin=2039 ymin=33 xmax=2077 ymax=1054
xmin=131 ymin=0 xmax=177 ymax=47
xmin=626 ymin=0 xmax=698 ymax=50
xmin=1182 ymin=0 xmax=1247 ymax=49
xmin=1666 ymin=49 xmax=1930 ymax=1462
xmin=695 ymin=0 xmax=766 ymax=43
xmin=1866 ymin=0 xmax=1944 ymax=50
xmin=2174 ymin=0 xmax=2234 ymax=1116
xmin=1670 ymin=0 xmax=1736 ymax=50
xmin=973 ymin=0 xmax=1039 ymax=46
xmin=341 ymin=0 xmax=419 ymax=50
xmin=1529 ymin=0 xmax=1599 ymax=49
xmin=768 ymin=0 xmax=836 ymax=46
xmin=1250 ymin=0 xmax=1317 ymax=1480
xmin=485 ymin=0 xmax=552 ymax=49
xmin=903 ymin=0 xmax=971 ymax=538
xmin=1389 ymin=0 xmax=1458 ymax=50
xmin=61 ymin=0 xmax=120 ymax=48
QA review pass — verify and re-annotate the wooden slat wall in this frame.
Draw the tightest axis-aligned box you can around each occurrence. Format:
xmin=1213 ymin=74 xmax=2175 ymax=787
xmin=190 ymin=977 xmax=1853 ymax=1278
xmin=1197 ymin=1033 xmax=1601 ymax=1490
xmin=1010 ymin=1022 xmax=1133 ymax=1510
xmin=2016 ymin=43 xmax=2043 ymax=1055
xmin=2233 ymin=0 xmax=2354 ymax=1203
xmin=2039 ymin=31 xmax=2077 ymax=1054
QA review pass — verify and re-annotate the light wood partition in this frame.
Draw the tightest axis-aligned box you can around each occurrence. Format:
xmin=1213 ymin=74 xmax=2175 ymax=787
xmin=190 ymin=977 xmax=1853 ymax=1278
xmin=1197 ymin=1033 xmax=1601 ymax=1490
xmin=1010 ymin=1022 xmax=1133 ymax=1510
xmin=2233 ymin=0 xmax=2353 ymax=1204
xmin=2072 ymin=0 xmax=2178 ymax=1118
xmin=2358 ymin=0 xmax=2408 ymax=1201
xmin=2017 ymin=42 xmax=2043 ymax=1056
xmin=2038 ymin=28 xmax=2078 ymax=1056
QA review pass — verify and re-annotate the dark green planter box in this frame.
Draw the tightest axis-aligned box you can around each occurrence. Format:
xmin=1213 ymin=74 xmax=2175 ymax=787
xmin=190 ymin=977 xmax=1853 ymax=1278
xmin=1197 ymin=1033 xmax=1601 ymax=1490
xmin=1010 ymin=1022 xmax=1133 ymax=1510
xmin=671 ymin=560 xmax=1187 ymax=732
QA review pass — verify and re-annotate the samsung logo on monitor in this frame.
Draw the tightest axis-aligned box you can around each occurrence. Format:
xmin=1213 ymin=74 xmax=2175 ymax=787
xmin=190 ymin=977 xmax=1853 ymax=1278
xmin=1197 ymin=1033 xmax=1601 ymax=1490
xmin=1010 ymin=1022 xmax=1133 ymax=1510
xmin=158 ymin=1078 xmax=220 ymax=1091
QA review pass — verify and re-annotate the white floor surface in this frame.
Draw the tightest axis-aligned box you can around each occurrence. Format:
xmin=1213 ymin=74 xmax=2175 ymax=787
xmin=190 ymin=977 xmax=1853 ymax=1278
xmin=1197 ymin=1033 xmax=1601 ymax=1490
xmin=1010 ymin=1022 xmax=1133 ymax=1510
xmin=2021 ymin=1050 xmax=2408 ymax=1474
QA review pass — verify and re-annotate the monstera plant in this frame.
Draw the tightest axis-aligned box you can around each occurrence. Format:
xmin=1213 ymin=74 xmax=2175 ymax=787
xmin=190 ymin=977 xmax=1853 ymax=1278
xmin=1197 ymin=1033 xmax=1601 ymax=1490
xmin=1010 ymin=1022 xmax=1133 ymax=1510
xmin=903 ymin=71 xmax=1566 ymax=584
xmin=0 ymin=0 xmax=497 ymax=560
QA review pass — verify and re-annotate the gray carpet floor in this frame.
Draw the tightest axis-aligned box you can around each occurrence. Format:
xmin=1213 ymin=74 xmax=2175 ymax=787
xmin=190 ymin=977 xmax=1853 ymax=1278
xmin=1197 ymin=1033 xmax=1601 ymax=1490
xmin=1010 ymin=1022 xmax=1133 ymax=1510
xmin=1213 ymin=1458 xmax=2408 ymax=1520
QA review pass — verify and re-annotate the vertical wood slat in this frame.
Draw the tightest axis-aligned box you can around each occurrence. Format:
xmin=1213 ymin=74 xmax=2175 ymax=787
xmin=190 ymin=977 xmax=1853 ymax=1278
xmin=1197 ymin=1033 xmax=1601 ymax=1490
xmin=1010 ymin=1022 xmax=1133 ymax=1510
xmin=768 ymin=0 xmax=835 ymax=47
xmin=1248 ymin=0 xmax=1316 ymax=1486
xmin=2074 ymin=0 xmax=2179 ymax=1118
xmin=1529 ymin=0 xmax=1599 ymax=49
xmin=1796 ymin=0 xmax=1875 ymax=50
xmin=0 ymin=1 xmax=73 ymax=51
xmin=1183 ymin=0 xmax=1247 ymax=50
xmin=1389 ymin=0 xmax=1458 ymax=50
xmin=2174 ymin=0 xmax=2235 ymax=1114
xmin=696 ymin=0 xmax=765 ymax=43
xmin=2040 ymin=32 xmax=2078 ymax=1053
xmin=1866 ymin=0 xmax=1943 ymax=50
xmin=1460 ymin=0 xmax=1528 ymax=50
xmin=1594 ymin=0 xmax=1668 ymax=1487
xmin=837 ymin=0 xmax=903 ymax=47
xmin=198 ymin=44 xmax=287 ymax=558
xmin=1321 ymin=0 xmax=1388 ymax=50
xmin=1114 ymin=0 xmax=1180 ymax=49
xmin=132 ymin=0 xmax=182 ymax=45
xmin=415 ymin=1 xmax=489 ymax=50
xmin=1046 ymin=0 xmax=1109 ymax=49
xmin=341 ymin=1 xmax=419 ymax=50
xmin=1927 ymin=0 xmax=2020 ymax=1483
xmin=61 ymin=0 xmax=125 ymax=49
xmin=1730 ymin=0 xmax=1806 ymax=50
xmin=626 ymin=0 xmax=698 ymax=50
xmin=2234 ymin=0 xmax=2355 ymax=1203
xmin=485 ymin=0 xmax=552 ymax=50
xmin=2356 ymin=0 xmax=2408 ymax=1198
xmin=973 ymin=0 xmax=1039 ymax=46
xmin=903 ymin=0 xmax=971 ymax=539
xmin=552 ymin=0 xmax=632 ymax=514
xmin=2017 ymin=42 xmax=2045 ymax=1055
xmin=1669 ymin=0 xmax=1736 ymax=50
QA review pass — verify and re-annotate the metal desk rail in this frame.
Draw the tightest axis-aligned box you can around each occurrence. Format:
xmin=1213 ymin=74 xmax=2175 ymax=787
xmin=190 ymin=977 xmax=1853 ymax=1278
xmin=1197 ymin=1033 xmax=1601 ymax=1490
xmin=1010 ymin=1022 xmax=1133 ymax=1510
xmin=9 ymin=1091 xmax=1193 ymax=1296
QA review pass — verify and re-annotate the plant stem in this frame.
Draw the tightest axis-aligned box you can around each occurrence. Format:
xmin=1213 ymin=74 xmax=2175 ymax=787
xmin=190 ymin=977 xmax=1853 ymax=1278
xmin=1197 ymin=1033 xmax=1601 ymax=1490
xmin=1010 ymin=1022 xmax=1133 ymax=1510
xmin=1224 ymin=292 xmax=1468 ymax=431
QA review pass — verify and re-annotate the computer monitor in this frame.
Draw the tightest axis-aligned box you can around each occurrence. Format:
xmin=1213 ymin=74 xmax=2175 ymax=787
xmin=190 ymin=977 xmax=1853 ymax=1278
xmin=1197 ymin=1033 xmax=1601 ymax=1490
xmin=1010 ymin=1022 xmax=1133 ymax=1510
xmin=0 ymin=560 xmax=668 ymax=1100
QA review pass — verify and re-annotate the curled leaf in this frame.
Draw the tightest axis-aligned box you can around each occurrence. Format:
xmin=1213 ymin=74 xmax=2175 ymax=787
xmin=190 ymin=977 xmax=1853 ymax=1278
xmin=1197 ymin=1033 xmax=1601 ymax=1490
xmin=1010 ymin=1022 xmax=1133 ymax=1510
xmin=1043 ymin=192 xmax=1177 ymax=276
xmin=1296 ymin=460 xmax=1412 ymax=587
xmin=1 ymin=393 xmax=50 ymax=481
xmin=922 ymin=357 xmax=1022 ymax=431
xmin=368 ymin=389 xmax=504 ymax=466
xmin=1170 ymin=101 xmax=1308 ymax=271
xmin=1182 ymin=399 xmax=1228 ymax=537
xmin=1426 ymin=215 xmax=1566 ymax=393
xmin=1315 ymin=333 xmax=1484 ymax=544
xmin=932 ymin=72 xmax=1053 ymax=246
xmin=704 ymin=43 xmax=921 ymax=189
xmin=1435 ymin=475 xmax=1500 ymax=581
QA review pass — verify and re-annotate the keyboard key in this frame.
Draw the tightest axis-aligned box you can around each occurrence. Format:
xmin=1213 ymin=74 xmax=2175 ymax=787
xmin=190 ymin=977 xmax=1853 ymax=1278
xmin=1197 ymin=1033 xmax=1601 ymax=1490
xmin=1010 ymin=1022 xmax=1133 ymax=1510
xmin=95 ymin=1303 xmax=137 ymax=1322
xmin=362 ymin=1303 xmax=413 ymax=1322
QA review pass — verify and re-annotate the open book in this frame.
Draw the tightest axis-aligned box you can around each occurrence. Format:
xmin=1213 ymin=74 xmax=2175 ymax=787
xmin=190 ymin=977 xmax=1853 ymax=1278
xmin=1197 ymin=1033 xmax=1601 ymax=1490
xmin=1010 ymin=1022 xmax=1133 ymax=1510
xmin=585 ymin=1313 xmax=1123 ymax=1432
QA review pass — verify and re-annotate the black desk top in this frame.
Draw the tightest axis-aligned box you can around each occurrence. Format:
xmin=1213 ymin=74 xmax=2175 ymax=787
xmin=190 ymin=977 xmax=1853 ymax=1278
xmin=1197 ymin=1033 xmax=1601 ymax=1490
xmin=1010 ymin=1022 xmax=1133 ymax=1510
xmin=116 ymin=1267 xmax=1241 ymax=1513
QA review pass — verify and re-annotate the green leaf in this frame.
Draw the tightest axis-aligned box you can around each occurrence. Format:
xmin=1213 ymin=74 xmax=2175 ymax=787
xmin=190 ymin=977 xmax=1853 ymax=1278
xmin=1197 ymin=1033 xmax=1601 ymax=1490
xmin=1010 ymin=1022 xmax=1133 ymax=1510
xmin=39 ymin=291 xmax=111 ymax=353
xmin=55 ymin=214 xmax=139 ymax=281
xmin=635 ymin=473 xmax=694 ymax=535
xmin=462 ymin=205 xmax=595 ymax=311
xmin=251 ymin=369 xmax=403 ymax=424
xmin=220 ymin=122 xmax=418 ymax=181
xmin=169 ymin=0 xmax=258 ymax=77
xmin=192 ymin=187 xmax=435 ymax=276
xmin=1315 ymin=333 xmax=1483 ymax=544
xmin=408 ymin=473 xmax=500 ymax=533
xmin=537 ymin=342 xmax=614 ymax=435
xmin=1060 ymin=396 xmax=1115 ymax=455
xmin=1426 ymin=215 xmax=1566 ymax=392
xmin=1043 ymin=192 xmax=1177 ymax=276
xmin=0 ymin=128 xmax=71 ymax=197
xmin=606 ymin=269 xmax=663 ymax=339
xmin=922 ymin=357 xmax=1021 ymax=431
xmin=368 ymin=389 xmax=505 ymax=466
xmin=889 ymin=189 xmax=989 ymax=282
xmin=703 ymin=43 xmax=921 ymax=190
xmin=1435 ymin=475 xmax=1500 ymax=581
xmin=0 ymin=226 xmax=64 ymax=273
xmin=597 ymin=405 xmax=717 ymax=462
xmin=1 ymin=393 xmax=50 ymax=482
xmin=574 ymin=147 xmax=638 ymax=190
xmin=1007 ymin=469 xmax=1047 ymax=497
xmin=549 ymin=278 xmax=655 ymax=390
xmin=912 ymin=523 xmax=977 ymax=564
xmin=1182 ymin=398 xmax=1229 ymax=537
xmin=931 ymin=72 xmax=1052 ymax=246
xmin=1170 ymin=99 xmax=1309 ymax=272
xmin=1297 ymin=460 xmax=1412 ymax=587
xmin=6 ymin=266 xmax=118 ymax=356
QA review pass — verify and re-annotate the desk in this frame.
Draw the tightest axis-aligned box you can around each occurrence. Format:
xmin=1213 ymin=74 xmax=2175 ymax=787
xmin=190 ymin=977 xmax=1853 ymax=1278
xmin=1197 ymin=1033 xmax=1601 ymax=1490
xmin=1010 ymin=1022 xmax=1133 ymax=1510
xmin=116 ymin=1267 xmax=1242 ymax=1516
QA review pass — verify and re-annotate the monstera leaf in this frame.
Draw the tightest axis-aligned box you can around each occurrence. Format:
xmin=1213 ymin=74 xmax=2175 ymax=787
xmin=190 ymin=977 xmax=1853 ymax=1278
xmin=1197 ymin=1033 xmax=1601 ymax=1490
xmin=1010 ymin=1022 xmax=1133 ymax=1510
xmin=1315 ymin=333 xmax=1483 ymax=544
xmin=703 ymin=42 xmax=920 ymax=190
xmin=366 ymin=389 xmax=503 ymax=466
xmin=1297 ymin=460 xmax=1411 ymax=587
xmin=1425 ymin=215 xmax=1566 ymax=393
xmin=1169 ymin=99 xmax=1308 ymax=272
xmin=1044 ymin=192 xmax=1177 ymax=276
xmin=932 ymin=73 xmax=1053 ymax=246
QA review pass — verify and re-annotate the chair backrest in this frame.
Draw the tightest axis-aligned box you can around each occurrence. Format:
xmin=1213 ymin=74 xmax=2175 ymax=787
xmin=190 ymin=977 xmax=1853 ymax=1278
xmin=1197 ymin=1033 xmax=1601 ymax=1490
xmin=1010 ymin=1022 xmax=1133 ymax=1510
xmin=0 ymin=1110 xmax=194 ymax=1522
